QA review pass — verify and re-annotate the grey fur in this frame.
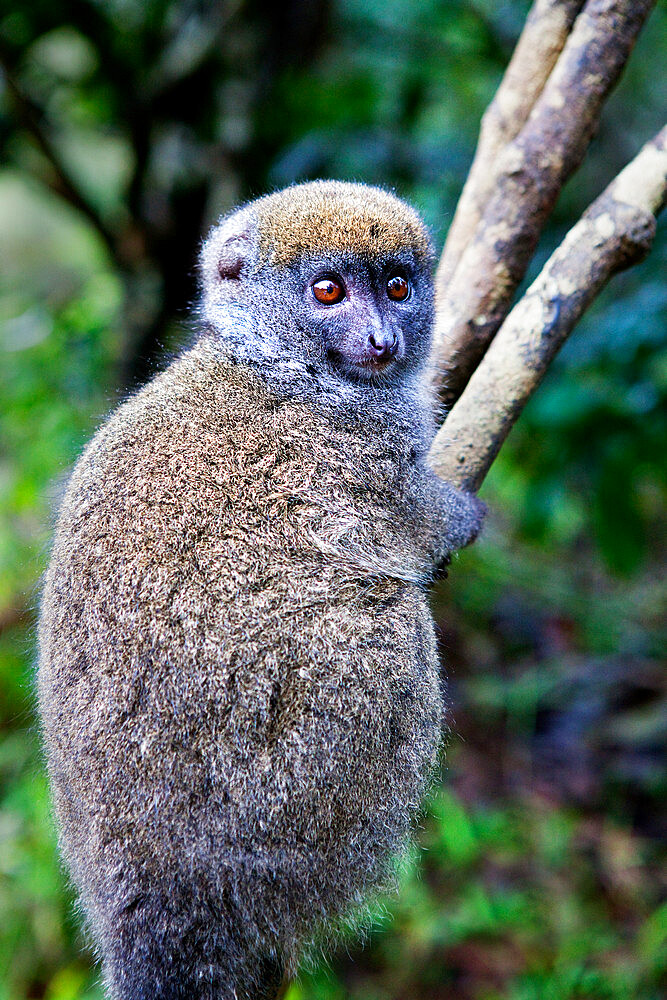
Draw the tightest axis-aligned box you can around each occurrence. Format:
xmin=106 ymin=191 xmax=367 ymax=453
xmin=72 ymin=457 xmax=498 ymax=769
xmin=38 ymin=181 xmax=484 ymax=999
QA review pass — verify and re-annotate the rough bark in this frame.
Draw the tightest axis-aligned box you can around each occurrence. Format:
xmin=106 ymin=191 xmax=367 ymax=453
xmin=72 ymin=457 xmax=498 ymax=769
xmin=431 ymin=0 xmax=657 ymax=409
xmin=429 ymin=127 xmax=667 ymax=491
xmin=436 ymin=0 xmax=585 ymax=292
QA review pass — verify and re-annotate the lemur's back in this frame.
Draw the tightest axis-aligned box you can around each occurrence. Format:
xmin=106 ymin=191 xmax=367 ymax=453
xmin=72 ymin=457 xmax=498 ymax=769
xmin=38 ymin=343 xmax=444 ymax=993
xmin=38 ymin=181 xmax=485 ymax=1000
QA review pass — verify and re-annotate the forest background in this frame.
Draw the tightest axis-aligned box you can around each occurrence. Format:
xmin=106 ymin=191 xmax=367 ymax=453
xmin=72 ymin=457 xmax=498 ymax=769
xmin=0 ymin=1 xmax=665 ymax=998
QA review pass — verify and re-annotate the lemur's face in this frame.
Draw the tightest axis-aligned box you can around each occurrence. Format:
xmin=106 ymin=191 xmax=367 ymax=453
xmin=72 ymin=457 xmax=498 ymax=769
xmin=297 ymin=250 xmax=432 ymax=382
xmin=200 ymin=180 xmax=435 ymax=383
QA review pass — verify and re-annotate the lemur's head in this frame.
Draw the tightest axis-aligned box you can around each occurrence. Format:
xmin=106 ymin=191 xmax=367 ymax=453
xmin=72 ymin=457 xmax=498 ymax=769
xmin=200 ymin=181 xmax=435 ymax=384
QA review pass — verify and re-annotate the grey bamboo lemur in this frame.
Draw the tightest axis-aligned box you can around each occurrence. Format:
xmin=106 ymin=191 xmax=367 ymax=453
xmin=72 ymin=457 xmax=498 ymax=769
xmin=38 ymin=181 xmax=485 ymax=1000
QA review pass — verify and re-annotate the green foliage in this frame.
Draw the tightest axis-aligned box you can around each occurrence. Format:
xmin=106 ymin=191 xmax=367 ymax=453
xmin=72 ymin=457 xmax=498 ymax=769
xmin=286 ymin=788 xmax=665 ymax=1000
xmin=0 ymin=0 xmax=665 ymax=997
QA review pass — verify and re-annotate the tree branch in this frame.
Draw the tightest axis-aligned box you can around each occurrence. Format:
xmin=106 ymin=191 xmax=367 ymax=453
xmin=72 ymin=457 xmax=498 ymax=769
xmin=428 ymin=126 xmax=667 ymax=491
xmin=436 ymin=0 xmax=585 ymax=293
xmin=431 ymin=0 xmax=656 ymax=409
xmin=0 ymin=48 xmax=121 ymax=264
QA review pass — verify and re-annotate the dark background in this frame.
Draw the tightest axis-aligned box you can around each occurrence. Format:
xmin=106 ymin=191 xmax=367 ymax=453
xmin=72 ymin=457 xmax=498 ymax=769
xmin=0 ymin=1 xmax=665 ymax=998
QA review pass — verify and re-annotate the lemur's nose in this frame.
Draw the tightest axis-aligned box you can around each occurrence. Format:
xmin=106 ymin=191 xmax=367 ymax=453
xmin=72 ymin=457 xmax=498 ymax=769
xmin=368 ymin=330 xmax=398 ymax=358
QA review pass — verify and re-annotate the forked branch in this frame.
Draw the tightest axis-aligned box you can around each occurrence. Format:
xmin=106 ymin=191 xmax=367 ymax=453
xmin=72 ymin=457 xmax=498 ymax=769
xmin=431 ymin=0 xmax=656 ymax=409
xmin=429 ymin=127 xmax=667 ymax=491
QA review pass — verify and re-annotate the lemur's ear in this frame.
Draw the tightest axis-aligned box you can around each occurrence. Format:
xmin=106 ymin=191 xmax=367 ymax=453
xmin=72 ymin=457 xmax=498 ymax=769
xmin=200 ymin=208 xmax=258 ymax=285
xmin=216 ymin=234 xmax=252 ymax=281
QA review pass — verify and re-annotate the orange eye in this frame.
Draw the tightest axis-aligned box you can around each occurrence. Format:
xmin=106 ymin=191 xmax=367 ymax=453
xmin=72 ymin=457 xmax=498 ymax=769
xmin=387 ymin=274 xmax=410 ymax=301
xmin=312 ymin=277 xmax=345 ymax=304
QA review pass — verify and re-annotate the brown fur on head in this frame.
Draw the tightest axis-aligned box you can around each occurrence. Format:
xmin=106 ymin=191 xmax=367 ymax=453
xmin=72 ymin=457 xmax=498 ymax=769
xmin=254 ymin=181 xmax=433 ymax=268
xmin=200 ymin=181 xmax=434 ymax=282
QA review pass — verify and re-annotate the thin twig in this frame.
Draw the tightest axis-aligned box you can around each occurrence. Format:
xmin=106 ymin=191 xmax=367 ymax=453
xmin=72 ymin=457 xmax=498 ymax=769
xmin=429 ymin=126 xmax=667 ymax=491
